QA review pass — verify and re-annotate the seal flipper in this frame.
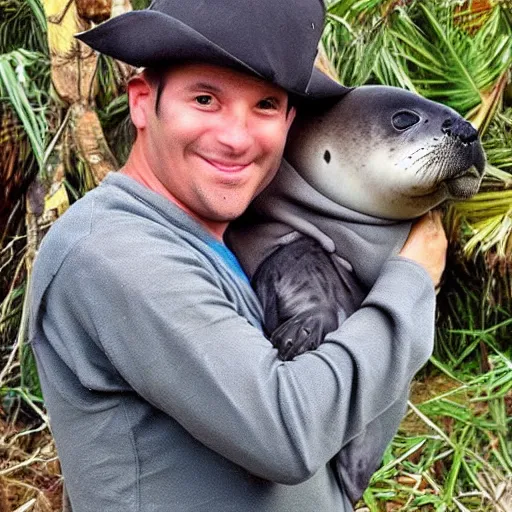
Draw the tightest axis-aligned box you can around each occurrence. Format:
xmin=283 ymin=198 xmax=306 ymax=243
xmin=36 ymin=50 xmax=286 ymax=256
xmin=334 ymin=392 xmax=410 ymax=504
xmin=270 ymin=307 xmax=339 ymax=360
xmin=252 ymin=236 xmax=363 ymax=360
xmin=251 ymin=235 xmax=405 ymax=500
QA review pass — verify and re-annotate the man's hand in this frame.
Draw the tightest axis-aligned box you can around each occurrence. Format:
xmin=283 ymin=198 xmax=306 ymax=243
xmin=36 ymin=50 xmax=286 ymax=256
xmin=399 ymin=210 xmax=448 ymax=287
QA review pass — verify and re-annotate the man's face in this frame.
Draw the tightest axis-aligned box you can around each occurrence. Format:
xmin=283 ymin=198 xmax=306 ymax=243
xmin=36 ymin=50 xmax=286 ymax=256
xmin=129 ymin=63 xmax=295 ymax=238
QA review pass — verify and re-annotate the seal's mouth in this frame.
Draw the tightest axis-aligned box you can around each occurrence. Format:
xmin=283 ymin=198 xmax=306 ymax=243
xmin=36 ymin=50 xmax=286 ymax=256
xmin=445 ymin=164 xmax=482 ymax=182
xmin=443 ymin=165 xmax=483 ymax=199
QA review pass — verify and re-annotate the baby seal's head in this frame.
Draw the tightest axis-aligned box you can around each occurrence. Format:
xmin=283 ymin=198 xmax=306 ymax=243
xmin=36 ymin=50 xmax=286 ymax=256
xmin=285 ymin=86 xmax=486 ymax=219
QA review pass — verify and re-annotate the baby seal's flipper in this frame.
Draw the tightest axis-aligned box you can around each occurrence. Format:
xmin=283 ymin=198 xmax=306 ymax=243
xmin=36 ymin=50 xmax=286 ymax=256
xmin=252 ymin=236 xmax=354 ymax=359
xmin=271 ymin=307 xmax=338 ymax=360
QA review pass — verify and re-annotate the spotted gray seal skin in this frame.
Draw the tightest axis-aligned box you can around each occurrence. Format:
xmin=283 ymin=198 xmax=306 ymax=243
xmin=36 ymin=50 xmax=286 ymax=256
xmin=286 ymin=85 xmax=486 ymax=220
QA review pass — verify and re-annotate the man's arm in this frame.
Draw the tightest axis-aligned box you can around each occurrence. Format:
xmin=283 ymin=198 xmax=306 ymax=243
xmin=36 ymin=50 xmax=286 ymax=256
xmin=333 ymin=210 xmax=448 ymax=502
xmin=38 ymin=214 xmax=443 ymax=485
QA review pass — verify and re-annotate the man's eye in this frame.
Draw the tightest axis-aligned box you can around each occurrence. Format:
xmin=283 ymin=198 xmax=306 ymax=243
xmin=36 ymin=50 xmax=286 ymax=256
xmin=258 ymin=98 xmax=278 ymax=110
xmin=195 ymin=95 xmax=213 ymax=106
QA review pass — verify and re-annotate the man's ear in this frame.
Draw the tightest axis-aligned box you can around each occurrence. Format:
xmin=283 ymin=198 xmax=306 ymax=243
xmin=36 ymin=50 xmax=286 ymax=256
xmin=285 ymin=106 xmax=297 ymax=131
xmin=127 ymin=74 xmax=152 ymax=129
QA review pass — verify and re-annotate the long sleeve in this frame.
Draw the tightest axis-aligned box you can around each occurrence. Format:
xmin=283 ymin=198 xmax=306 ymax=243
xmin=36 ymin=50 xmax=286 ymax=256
xmin=29 ymin=175 xmax=435 ymax=511
xmin=43 ymin=231 xmax=434 ymax=485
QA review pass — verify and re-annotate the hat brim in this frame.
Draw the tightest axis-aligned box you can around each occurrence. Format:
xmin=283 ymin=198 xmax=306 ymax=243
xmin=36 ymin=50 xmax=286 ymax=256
xmin=305 ymin=68 xmax=352 ymax=99
xmin=76 ymin=10 xmax=351 ymax=99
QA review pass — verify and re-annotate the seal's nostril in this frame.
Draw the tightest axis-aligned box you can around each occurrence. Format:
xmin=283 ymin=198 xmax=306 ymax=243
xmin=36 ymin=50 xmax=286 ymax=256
xmin=323 ymin=150 xmax=331 ymax=163
xmin=443 ymin=118 xmax=478 ymax=143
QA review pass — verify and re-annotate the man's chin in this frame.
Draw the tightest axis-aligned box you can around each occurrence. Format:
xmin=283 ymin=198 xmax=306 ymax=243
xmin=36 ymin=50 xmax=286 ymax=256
xmin=195 ymin=205 xmax=251 ymax=238
xmin=209 ymin=209 xmax=248 ymax=224
xmin=205 ymin=197 xmax=254 ymax=221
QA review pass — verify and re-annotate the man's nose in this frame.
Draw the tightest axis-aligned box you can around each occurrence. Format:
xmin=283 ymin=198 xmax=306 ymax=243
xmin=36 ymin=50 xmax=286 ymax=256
xmin=216 ymin=108 xmax=254 ymax=153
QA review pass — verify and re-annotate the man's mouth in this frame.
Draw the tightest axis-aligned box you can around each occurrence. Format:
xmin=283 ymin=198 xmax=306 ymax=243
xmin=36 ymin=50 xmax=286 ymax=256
xmin=202 ymin=157 xmax=251 ymax=173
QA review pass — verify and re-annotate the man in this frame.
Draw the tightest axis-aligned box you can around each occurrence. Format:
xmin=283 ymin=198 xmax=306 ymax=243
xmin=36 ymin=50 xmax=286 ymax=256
xmin=29 ymin=1 xmax=447 ymax=510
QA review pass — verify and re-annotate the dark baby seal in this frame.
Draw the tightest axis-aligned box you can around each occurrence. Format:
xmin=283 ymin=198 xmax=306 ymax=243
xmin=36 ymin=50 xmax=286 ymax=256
xmin=228 ymin=85 xmax=486 ymax=361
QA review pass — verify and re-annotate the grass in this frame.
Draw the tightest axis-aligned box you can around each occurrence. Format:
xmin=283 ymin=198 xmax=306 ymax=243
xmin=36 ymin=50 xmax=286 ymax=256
xmin=361 ymin=350 xmax=512 ymax=511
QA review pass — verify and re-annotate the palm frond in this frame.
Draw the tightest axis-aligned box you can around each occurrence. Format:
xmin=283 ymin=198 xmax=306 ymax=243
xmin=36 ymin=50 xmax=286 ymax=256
xmin=0 ymin=50 xmax=50 ymax=169
xmin=450 ymin=189 xmax=512 ymax=265
xmin=0 ymin=0 xmax=48 ymax=54
xmin=324 ymin=1 xmax=512 ymax=116
xmin=483 ymin=108 xmax=512 ymax=172
xmin=324 ymin=0 xmax=423 ymax=86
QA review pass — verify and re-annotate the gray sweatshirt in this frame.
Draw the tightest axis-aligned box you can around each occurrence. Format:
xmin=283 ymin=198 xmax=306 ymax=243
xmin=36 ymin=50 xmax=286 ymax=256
xmin=29 ymin=172 xmax=435 ymax=512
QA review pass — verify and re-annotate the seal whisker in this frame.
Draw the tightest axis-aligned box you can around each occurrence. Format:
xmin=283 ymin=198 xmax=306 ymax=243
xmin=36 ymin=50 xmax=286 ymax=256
xmin=413 ymin=139 xmax=460 ymax=179
xmin=413 ymin=148 xmax=445 ymax=177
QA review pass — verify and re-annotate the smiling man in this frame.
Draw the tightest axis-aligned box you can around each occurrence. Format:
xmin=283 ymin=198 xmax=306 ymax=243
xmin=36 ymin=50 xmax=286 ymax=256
xmin=125 ymin=63 xmax=296 ymax=237
xmin=28 ymin=1 xmax=447 ymax=511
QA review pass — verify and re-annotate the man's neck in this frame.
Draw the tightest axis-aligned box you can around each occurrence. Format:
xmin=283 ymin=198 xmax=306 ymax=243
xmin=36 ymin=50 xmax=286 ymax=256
xmin=121 ymin=146 xmax=227 ymax=241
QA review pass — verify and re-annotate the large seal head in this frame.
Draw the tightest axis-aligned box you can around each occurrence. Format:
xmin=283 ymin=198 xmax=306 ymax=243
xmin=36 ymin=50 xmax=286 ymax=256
xmin=285 ymin=85 xmax=486 ymax=219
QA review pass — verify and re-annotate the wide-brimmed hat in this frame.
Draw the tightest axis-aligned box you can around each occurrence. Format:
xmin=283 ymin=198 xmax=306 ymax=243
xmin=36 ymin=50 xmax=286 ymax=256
xmin=76 ymin=0 xmax=350 ymax=100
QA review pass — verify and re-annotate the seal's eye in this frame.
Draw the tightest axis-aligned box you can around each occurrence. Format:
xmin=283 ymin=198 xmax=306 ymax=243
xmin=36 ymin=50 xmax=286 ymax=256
xmin=392 ymin=111 xmax=420 ymax=130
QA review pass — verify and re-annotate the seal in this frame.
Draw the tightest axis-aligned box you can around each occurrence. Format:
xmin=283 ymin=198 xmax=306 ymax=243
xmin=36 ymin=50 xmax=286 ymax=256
xmin=286 ymin=85 xmax=485 ymax=220
xmin=226 ymin=84 xmax=486 ymax=505
xmin=228 ymin=85 xmax=486 ymax=360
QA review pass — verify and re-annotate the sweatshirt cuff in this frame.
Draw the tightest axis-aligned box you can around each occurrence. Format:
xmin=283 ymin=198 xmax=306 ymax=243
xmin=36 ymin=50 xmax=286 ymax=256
xmin=386 ymin=255 xmax=436 ymax=290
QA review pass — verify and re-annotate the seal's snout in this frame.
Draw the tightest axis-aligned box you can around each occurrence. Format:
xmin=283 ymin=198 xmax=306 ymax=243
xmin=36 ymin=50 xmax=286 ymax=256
xmin=441 ymin=116 xmax=478 ymax=144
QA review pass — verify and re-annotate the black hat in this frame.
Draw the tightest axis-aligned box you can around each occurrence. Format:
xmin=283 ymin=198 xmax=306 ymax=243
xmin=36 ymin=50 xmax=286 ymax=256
xmin=76 ymin=0 xmax=350 ymax=99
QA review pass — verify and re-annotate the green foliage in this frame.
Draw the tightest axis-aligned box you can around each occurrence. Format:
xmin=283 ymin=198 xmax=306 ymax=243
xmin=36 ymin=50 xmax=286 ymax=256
xmin=324 ymin=0 xmax=512 ymax=114
xmin=324 ymin=0 xmax=421 ymax=88
xmin=0 ymin=49 xmax=50 ymax=167
xmin=0 ymin=0 xmax=50 ymax=413
xmin=0 ymin=0 xmax=48 ymax=55
xmin=131 ymin=0 xmax=150 ymax=9
xmin=484 ymin=107 xmax=512 ymax=172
